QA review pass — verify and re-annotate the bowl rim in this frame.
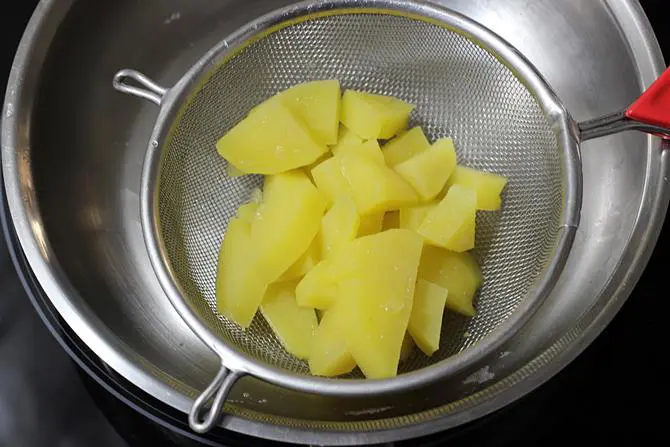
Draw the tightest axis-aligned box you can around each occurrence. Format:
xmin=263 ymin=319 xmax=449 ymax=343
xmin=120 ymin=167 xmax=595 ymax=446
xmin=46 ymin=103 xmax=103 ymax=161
xmin=2 ymin=0 xmax=667 ymax=444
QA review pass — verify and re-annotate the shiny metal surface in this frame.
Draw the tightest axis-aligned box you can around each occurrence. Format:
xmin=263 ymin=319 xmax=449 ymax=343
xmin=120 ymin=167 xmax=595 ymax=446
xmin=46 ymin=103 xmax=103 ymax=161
xmin=2 ymin=0 xmax=668 ymax=444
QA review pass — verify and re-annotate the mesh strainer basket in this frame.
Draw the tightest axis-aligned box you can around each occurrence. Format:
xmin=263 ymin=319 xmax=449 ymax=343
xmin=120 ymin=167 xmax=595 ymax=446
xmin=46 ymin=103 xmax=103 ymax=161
xmin=112 ymin=0 xmax=670 ymax=434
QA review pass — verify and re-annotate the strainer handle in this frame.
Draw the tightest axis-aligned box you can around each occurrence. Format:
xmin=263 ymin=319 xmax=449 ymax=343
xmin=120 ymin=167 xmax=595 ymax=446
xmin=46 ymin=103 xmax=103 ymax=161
xmin=112 ymin=69 xmax=168 ymax=106
xmin=188 ymin=365 xmax=245 ymax=433
xmin=579 ymin=67 xmax=670 ymax=141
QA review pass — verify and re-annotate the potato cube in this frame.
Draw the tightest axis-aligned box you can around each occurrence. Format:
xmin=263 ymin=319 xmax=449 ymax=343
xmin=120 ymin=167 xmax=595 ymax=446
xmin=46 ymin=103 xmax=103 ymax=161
xmin=320 ymin=198 xmax=360 ymax=260
xmin=338 ymin=230 xmax=423 ymax=379
xmin=216 ymin=218 xmax=268 ymax=328
xmin=333 ymin=139 xmax=385 ymax=166
xmin=309 ymin=308 xmax=356 ymax=377
xmin=408 ymin=280 xmax=448 ymax=356
xmin=216 ymin=100 xmax=327 ymax=174
xmin=399 ymin=202 xmax=437 ymax=232
xmin=394 ymin=138 xmax=458 ymax=201
xmin=279 ymin=238 xmax=320 ymax=282
xmin=235 ymin=202 xmax=259 ymax=224
xmin=261 ymin=280 xmax=318 ymax=359
xmin=227 ymin=164 xmax=246 ymax=178
xmin=358 ymin=212 xmax=384 ymax=237
xmin=280 ymin=80 xmax=341 ymax=145
xmin=338 ymin=152 xmax=418 ymax=216
xmin=418 ymin=246 xmax=481 ymax=317
xmin=341 ymin=90 xmax=416 ymax=140
xmin=331 ymin=125 xmax=364 ymax=152
xmin=447 ymin=166 xmax=508 ymax=211
xmin=418 ymin=185 xmax=476 ymax=252
xmin=252 ymin=171 xmax=326 ymax=282
xmin=296 ymin=259 xmax=342 ymax=310
xmin=311 ymin=157 xmax=351 ymax=207
xmin=382 ymin=127 xmax=431 ymax=167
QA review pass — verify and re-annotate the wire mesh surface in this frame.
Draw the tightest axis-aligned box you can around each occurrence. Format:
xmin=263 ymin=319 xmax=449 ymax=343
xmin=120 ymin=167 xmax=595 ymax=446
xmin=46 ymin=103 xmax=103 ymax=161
xmin=156 ymin=12 xmax=563 ymax=376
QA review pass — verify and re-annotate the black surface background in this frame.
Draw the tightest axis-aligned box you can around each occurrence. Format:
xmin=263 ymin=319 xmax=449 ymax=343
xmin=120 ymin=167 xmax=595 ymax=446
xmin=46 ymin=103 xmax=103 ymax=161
xmin=1 ymin=1 xmax=669 ymax=446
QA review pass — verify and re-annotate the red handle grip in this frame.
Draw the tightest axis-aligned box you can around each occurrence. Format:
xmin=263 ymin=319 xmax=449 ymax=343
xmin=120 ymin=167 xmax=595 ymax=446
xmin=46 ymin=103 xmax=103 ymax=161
xmin=626 ymin=66 xmax=670 ymax=130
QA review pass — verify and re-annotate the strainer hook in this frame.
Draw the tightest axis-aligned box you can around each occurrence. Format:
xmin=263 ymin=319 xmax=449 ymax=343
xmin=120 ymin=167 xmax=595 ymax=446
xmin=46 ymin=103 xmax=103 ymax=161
xmin=188 ymin=365 xmax=245 ymax=433
xmin=113 ymin=69 xmax=167 ymax=106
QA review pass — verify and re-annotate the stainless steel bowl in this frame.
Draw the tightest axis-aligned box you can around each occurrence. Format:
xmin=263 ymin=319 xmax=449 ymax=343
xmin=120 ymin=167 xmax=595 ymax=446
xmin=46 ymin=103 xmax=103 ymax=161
xmin=3 ymin=0 xmax=668 ymax=444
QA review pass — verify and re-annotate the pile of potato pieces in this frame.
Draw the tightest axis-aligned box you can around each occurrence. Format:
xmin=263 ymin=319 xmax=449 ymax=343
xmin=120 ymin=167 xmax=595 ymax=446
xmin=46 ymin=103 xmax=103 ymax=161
xmin=215 ymin=80 xmax=507 ymax=379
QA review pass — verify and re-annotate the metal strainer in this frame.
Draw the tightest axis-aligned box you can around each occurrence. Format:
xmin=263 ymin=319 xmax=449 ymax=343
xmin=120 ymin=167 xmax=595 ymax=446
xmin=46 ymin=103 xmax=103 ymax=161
xmin=111 ymin=0 xmax=670 ymax=434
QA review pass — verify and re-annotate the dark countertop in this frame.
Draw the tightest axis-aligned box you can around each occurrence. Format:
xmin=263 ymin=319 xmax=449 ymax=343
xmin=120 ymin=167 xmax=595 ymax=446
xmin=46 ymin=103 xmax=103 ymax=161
xmin=1 ymin=1 xmax=669 ymax=446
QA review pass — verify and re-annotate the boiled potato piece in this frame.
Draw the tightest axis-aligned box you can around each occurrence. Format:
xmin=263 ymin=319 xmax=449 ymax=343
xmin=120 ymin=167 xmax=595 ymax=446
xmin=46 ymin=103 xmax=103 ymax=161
xmin=341 ymin=90 xmax=416 ymax=140
xmin=235 ymin=202 xmax=259 ymax=224
xmin=296 ymin=259 xmax=345 ymax=310
xmin=309 ymin=308 xmax=356 ymax=377
xmin=252 ymin=171 xmax=326 ymax=282
xmin=399 ymin=202 xmax=438 ymax=232
xmin=311 ymin=157 xmax=350 ymax=207
xmin=399 ymin=332 xmax=416 ymax=363
xmin=338 ymin=152 xmax=418 ymax=216
xmin=333 ymin=139 xmax=385 ymax=166
xmin=331 ymin=125 xmax=364 ymax=153
xmin=447 ymin=166 xmax=508 ymax=211
xmin=261 ymin=280 xmax=318 ymax=359
xmin=338 ymin=230 xmax=423 ymax=379
xmin=320 ymin=198 xmax=360 ymax=260
xmin=408 ymin=280 xmax=448 ymax=356
xmin=418 ymin=185 xmax=476 ymax=252
xmin=394 ymin=138 xmax=458 ymax=201
xmin=216 ymin=100 xmax=327 ymax=174
xmin=383 ymin=127 xmax=431 ymax=167
xmin=280 ymin=80 xmax=341 ymax=145
xmin=359 ymin=212 xmax=384 ymax=237
xmin=216 ymin=218 xmax=268 ymax=328
xmin=227 ymin=164 xmax=246 ymax=178
xmin=382 ymin=211 xmax=401 ymax=230
xmin=279 ymin=238 xmax=320 ymax=281
xmin=418 ymin=246 xmax=481 ymax=317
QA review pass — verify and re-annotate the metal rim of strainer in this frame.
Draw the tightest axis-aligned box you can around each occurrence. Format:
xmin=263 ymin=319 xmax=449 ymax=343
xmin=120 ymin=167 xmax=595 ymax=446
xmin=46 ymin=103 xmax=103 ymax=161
xmin=112 ymin=0 xmax=582 ymax=433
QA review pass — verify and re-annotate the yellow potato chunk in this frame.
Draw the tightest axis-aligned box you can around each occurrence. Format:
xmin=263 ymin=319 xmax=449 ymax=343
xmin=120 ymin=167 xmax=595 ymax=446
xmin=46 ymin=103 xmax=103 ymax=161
xmin=394 ymin=138 xmax=458 ymax=201
xmin=280 ymin=80 xmax=341 ymax=145
xmin=399 ymin=202 xmax=438 ymax=232
xmin=399 ymin=332 xmax=416 ymax=363
xmin=320 ymin=198 xmax=360 ymax=260
xmin=249 ymin=187 xmax=263 ymax=205
xmin=235 ymin=202 xmax=259 ymax=224
xmin=447 ymin=166 xmax=508 ymax=211
xmin=338 ymin=152 xmax=418 ymax=216
xmin=358 ymin=212 xmax=384 ymax=237
xmin=338 ymin=230 xmax=423 ymax=379
xmin=216 ymin=100 xmax=327 ymax=175
xmin=382 ymin=211 xmax=400 ymax=230
xmin=279 ymin=238 xmax=320 ymax=282
xmin=311 ymin=157 xmax=350 ymax=207
xmin=252 ymin=171 xmax=326 ymax=282
xmin=383 ymin=127 xmax=431 ymax=167
xmin=309 ymin=308 xmax=356 ymax=377
xmin=227 ymin=164 xmax=246 ymax=178
xmin=418 ymin=246 xmax=482 ymax=317
xmin=418 ymin=185 xmax=476 ymax=252
xmin=333 ymin=139 xmax=385 ymax=166
xmin=216 ymin=218 xmax=268 ymax=328
xmin=330 ymin=125 xmax=364 ymax=153
xmin=408 ymin=280 xmax=448 ymax=356
xmin=296 ymin=259 xmax=342 ymax=310
xmin=341 ymin=90 xmax=416 ymax=140
xmin=261 ymin=280 xmax=318 ymax=359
